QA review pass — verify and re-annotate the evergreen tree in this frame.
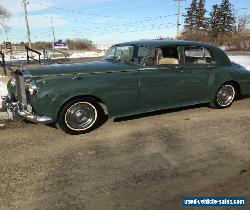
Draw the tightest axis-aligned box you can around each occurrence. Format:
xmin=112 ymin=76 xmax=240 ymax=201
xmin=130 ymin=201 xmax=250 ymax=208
xmin=196 ymin=0 xmax=207 ymax=29
xmin=209 ymin=0 xmax=235 ymax=38
xmin=184 ymin=0 xmax=207 ymax=30
xmin=219 ymin=0 xmax=235 ymax=34
xmin=184 ymin=0 xmax=197 ymax=29
xmin=209 ymin=4 xmax=221 ymax=37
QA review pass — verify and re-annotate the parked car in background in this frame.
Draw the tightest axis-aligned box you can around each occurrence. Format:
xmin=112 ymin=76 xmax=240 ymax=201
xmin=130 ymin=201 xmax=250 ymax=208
xmin=2 ymin=40 xmax=250 ymax=134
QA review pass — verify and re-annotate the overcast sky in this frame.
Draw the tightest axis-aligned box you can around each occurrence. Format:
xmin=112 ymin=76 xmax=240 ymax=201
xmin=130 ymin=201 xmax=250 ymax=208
xmin=0 ymin=0 xmax=249 ymax=45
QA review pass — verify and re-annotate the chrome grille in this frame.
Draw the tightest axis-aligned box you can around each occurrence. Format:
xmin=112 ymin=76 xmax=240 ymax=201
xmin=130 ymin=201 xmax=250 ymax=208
xmin=15 ymin=74 xmax=28 ymax=109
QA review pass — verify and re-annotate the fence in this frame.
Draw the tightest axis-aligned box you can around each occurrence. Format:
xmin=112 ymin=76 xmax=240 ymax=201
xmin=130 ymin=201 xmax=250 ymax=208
xmin=25 ymin=46 xmax=41 ymax=64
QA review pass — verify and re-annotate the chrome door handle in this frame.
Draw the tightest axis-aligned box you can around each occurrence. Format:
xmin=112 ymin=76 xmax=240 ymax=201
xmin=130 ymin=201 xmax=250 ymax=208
xmin=174 ymin=66 xmax=184 ymax=69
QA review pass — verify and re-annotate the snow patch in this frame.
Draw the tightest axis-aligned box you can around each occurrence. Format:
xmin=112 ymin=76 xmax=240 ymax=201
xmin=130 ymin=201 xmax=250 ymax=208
xmin=229 ymin=55 xmax=250 ymax=71
xmin=4 ymin=50 xmax=105 ymax=62
xmin=0 ymin=81 xmax=8 ymax=109
xmin=69 ymin=51 xmax=105 ymax=59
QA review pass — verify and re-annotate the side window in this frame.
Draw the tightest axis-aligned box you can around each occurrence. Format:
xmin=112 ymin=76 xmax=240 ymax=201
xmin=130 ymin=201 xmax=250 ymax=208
xmin=184 ymin=46 xmax=215 ymax=64
xmin=145 ymin=46 xmax=180 ymax=66
xmin=116 ymin=46 xmax=134 ymax=61
xmin=105 ymin=47 xmax=116 ymax=60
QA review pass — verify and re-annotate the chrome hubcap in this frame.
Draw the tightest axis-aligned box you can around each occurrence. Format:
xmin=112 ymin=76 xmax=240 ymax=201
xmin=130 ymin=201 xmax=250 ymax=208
xmin=65 ymin=102 xmax=97 ymax=131
xmin=217 ymin=85 xmax=235 ymax=107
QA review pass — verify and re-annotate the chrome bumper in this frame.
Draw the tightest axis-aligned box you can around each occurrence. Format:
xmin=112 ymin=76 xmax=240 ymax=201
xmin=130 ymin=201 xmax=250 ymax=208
xmin=1 ymin=96 xmax=54 ymax=124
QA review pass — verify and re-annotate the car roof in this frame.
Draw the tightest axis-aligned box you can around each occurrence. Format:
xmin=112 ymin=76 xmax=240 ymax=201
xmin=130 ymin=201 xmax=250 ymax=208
xmin=114 ymin=39 xmax=231 ymax=65
xmin=115 ymin=39 xmax=217 ymax=48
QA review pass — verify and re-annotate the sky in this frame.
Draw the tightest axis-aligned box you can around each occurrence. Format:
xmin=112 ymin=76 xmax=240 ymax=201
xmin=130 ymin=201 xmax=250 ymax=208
xmin=0 ymin=0 xmax=249 ymax=45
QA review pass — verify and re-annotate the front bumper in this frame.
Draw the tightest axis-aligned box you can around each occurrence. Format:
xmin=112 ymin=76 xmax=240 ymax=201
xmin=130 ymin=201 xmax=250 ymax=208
xmin=1 ymin=96 xmax=54 ymax=124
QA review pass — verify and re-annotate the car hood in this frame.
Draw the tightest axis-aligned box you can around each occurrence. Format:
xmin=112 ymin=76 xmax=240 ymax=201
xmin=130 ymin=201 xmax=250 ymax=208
xmin=27 ymin=60 xmax=137 ymax=78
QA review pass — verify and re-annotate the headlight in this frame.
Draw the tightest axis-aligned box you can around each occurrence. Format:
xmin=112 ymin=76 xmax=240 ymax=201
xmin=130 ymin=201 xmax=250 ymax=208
xmin=28 ymin=81 xmax=38 ymax=95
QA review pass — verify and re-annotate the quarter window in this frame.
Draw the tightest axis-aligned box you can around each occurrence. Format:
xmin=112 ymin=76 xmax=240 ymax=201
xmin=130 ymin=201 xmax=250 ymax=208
xmin=184 ymin=46 xmax=215 ymax=64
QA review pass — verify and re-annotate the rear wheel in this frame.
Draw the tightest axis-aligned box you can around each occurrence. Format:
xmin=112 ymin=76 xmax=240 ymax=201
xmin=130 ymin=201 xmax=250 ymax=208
xmin=210 ymin=83 xmax=236 ymax=108
xmin=57 ymin=98 xmax=104 ymax=134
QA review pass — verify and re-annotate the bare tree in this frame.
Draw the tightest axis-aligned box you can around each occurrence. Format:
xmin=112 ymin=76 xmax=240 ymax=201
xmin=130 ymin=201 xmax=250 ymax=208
xmin=229 ymin=16 xmax=250 ymax=50
xmin=0 ymin=5 xmax=11 ymax=33
xmin=237 ymin=16 xmax=250 ymax=33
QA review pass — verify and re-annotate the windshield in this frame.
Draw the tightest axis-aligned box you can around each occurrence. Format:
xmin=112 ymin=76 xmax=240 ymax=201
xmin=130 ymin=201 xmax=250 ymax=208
xmin=104 ymin=45 xmax=148 ymax=65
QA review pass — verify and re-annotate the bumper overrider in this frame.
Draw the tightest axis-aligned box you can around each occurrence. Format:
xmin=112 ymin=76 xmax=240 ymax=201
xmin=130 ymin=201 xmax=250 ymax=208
xmin=1 ymin=96 xmax=54 ymax=124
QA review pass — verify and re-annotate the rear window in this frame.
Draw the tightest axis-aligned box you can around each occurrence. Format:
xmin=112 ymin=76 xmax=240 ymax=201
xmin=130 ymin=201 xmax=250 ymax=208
xmin=184 ymin=46 xmax=215 ymax=64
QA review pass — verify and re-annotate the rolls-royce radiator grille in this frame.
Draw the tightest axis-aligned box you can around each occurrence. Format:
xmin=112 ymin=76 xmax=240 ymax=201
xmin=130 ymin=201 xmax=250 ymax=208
xmin=15 ymin=74 xmax=28 ymax=109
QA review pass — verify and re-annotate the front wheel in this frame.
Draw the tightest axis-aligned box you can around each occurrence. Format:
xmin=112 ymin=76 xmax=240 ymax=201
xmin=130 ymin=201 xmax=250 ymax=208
xmin=57 ymin=98 xmax=104 ymax=135
xmin=210 ymin=83 xmax=236 ymax=108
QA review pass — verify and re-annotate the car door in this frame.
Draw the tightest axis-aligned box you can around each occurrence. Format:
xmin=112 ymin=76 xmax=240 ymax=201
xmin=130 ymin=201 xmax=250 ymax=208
xmin=183 ymin=46 xmax=216 ymax=103
xmin=139 ymin=46 xmax=189 ymax=111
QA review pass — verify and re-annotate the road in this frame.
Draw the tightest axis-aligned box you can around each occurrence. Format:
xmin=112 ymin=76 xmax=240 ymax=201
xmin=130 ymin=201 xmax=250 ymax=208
xmin=0 ymin=98 xmax=250 ymax=210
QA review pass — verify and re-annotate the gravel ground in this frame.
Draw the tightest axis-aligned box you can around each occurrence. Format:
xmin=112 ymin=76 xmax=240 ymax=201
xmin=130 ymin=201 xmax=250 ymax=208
xmin=0 ymin=98 xmax=250 ymax=210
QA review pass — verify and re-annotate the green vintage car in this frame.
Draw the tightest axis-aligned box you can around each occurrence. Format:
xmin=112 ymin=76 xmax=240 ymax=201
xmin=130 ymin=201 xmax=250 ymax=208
xmin=2 ymin=40 xmax=250 ymax=134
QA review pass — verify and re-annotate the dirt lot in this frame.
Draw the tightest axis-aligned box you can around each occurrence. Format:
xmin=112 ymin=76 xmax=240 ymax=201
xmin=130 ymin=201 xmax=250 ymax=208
xmin=0 ymin=98 xmax=250 ymax=210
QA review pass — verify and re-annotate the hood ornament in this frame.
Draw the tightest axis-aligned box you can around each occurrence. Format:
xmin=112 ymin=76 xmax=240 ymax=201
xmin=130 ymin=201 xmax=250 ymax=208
xmin=15 ymin=62 xmax=25 ymax=75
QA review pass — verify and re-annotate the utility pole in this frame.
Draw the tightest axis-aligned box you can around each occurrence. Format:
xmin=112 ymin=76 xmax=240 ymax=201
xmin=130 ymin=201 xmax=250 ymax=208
xmin=23 ymin=0 xmax=32 ymax=48
xmin=51 ymin=18 xmax=56 ymax=42
xmin=176 ymin=0 xmax=181 ymax=39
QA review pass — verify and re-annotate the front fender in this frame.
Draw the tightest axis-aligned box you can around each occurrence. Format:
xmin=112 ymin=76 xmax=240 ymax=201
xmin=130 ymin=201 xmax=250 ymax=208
xmin=34 ymin=76 xmax=104 ymax=121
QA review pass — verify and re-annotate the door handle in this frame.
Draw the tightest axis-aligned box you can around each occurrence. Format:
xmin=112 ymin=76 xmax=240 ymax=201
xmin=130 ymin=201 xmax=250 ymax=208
xmin=174 ymin=66 xmax=184 ymax=69
xmin=207 ymin=66 xmax=216 ymax=69
xmin=174 ymin=66 xmax=184 ymax=73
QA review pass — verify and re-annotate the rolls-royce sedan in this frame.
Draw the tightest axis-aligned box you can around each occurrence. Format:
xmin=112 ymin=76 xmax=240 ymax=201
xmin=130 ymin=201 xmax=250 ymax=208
xmin=2 ymin=40 xmax=250 ymax=134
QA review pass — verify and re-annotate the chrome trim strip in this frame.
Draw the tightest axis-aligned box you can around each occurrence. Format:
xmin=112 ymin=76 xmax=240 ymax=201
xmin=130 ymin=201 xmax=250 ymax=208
xmin=139 ymin=67 xmax=158 ymax=70
xmin=31 ymin=69 xmax=139 ymax=78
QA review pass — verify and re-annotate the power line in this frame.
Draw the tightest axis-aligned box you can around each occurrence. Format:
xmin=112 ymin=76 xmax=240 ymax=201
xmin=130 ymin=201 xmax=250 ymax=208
xmin=29 ymin=14 xmax=178 ymax=40
xmin=108 ymin=0 xmax=169 ymax=14
xmin=28 ymin=0 xmax=178 ymax=20
xmin=32 ymin=23 xmax=176 ymax=40
xmin=63 ymin=23 xmax=176 ymax=37
xmin=39 ymin=14 xmax=177 ymax=32
xmin=29 ymin=0 xmax=128 ymax=19
xmin=29 ymin=13 xmax=177 ymax=41
xmin=15 ymin=0 xmax=182 ymax=42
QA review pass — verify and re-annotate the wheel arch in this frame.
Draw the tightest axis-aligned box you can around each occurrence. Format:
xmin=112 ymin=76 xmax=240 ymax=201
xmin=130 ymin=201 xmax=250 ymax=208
xmin=56 ymin=95 xmax=109 ymax=122
xmin=224 ymin=80 xmax=241 ymax=99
